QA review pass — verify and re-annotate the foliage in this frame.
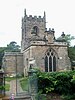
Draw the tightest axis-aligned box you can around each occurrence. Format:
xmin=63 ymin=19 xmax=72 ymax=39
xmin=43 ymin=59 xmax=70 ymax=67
xmin=56 ymin=33 xmax=75 ymax=46
xmin=5 ymin=41 xmax=20 ymax=52
xmin=5 ymin=77 xmax=16 ymax=82
xmin=54 ymin=72 xmax=72 ymax=94
xmin=5 ymin=84 xmax=10 ymax=91
xmin=0 ymin=47 xmax=6 ymax=68
xmin=56 ymin=33 xmax=75 ymax=69
xmin=68 ymin=47 xmax=75 ymax=62
xmin=0 ymin=41 xmax=20 ymax=68
xmin=63 ymin=34 xmax=75 ymax=46
xmin=37 ymin=70 xmax=75 ymax=96
xmin=0 ymin=86 xmax=5 ymax=90
xmin=36 ymin=92 xmax=46 ymax=100
xmin=70 ymin=75 xmax=75 ymax=93
xmin=37 ymin=72 xmax=55 ymax=94
xmin=61 ymin=94 xmax=75 ymax=100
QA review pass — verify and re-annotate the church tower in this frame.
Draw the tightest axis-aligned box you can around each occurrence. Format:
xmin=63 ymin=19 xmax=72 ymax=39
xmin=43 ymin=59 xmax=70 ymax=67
xmin=21 ymin=9 xmax=46 ymax=51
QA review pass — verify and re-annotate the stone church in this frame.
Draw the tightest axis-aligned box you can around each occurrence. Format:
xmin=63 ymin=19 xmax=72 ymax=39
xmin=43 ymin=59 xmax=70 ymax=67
xmin=3 ymin=9 xmax=71 ymax=76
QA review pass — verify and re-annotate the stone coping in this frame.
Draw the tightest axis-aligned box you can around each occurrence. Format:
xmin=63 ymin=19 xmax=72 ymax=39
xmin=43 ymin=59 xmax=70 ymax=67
xmin=4 ymin=52 xmax=23 ymax=56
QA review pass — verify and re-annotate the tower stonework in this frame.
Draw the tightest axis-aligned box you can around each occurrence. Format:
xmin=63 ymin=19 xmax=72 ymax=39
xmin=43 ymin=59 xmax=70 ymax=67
xmin=21 ymin=9 xmax=46 ymax=51
xmin=21 ymin=10 xmax=71 ymax=76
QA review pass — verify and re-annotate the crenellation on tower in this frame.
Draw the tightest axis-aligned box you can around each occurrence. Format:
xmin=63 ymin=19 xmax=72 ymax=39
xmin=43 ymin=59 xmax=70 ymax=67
xmin=34 ymin=16 xmax=37 ymax=20
xmin=23 ymin=10 xmax=46 ymax=22
xmin=24 ymin=15 xmax=45 ymax=22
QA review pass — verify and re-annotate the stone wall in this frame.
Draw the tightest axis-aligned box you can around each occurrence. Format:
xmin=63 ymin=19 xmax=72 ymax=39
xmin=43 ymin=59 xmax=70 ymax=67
xmin=23 ymin=43 xmax=71 ymax=75
xmin=3 ymin=52 xmax=23 ymax=76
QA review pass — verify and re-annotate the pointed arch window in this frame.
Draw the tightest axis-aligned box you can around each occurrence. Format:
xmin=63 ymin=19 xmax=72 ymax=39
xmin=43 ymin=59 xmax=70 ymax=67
xmin=45 ymin=49 xmax=57 ymax=72
xmin=45 ymin=56 xmax=48 ymax=72
xmin=53 ymin=56 xmax=56 ymax=71
xmin=31 ymin=26 xmax=39 ymax=35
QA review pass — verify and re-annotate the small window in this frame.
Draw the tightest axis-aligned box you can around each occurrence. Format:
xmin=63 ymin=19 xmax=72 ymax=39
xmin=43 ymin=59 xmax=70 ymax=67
xmin=31 ymin=26 xmax=39 ymax=35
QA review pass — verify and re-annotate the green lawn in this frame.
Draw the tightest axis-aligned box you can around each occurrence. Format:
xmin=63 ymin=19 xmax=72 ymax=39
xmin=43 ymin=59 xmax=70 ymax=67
xmin=5 ymin=77 xmax=16 ymax=91
xmin=5 ymin=84 xmax=10 ymax=91
xmin=5 ymin=77 xmax=16 ymax=82
xmin=5 ymin=76 xmax=28 ymax=91
xmin=20 ymin=77 xmax=29 ymax=91
xmin=5 ymin=77 xmax=22 ymax=91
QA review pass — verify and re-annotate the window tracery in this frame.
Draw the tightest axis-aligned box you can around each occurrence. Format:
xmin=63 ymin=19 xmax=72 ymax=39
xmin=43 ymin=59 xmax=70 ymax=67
xmin=45 ymin=48 xmax=57 ymax=72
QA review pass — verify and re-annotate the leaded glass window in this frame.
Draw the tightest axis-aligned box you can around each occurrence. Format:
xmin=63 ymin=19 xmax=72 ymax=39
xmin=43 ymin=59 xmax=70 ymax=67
xmin=45 ymin=48 xmax=57 ymax=72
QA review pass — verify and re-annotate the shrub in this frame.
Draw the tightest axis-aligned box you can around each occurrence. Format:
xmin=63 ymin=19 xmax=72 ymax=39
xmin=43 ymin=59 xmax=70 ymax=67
xmin=61 ymin=94 xmax=75 ymax=100
xmin=55 ymin=72 xmax=72 ymax=94
xmin=38 ymin=72 xmax=56 ymax=94
xmin=37 ymin=70 xmax=75 ymax=95
xmin=71 ymin=75 xmax=75 ymax=93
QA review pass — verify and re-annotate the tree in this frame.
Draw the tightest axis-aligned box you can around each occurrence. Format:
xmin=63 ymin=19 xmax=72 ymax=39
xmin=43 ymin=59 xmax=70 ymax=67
xmin=56 ymin=32 xmax=75 ymax=46
xmin=0 ymin=47 xmax=6 ymax=68
xmin=68 ymin=46 xmax=75 ymax=61
xmin=57 ymin=33 xmax=75 ymax=67
xmin=0 ymin=41 xmax=20 ymax=68
xmin=6 ymin=41 xmax=21 ymax=52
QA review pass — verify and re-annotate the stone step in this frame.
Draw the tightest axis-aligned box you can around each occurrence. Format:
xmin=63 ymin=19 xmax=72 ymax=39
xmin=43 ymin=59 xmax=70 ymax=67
xmin=15 ymin=93 xmax=31 ymax=100
xmin=2 ymin=96 xmax=31 ymax=100
xmin=17 ymin=92 xmax=29 ymax=96
xmin=14 ymin=96 xmax=31 ymax=100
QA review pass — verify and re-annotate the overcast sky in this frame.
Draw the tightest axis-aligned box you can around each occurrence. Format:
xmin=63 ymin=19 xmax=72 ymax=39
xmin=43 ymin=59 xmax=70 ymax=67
xmin=0 ymin=0 xmax=75 ymax=47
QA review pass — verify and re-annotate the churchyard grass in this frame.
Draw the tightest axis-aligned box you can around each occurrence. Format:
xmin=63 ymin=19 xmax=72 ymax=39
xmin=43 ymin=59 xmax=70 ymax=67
xmin=5 ymin=83 xmax=10 ymax=91
xmin=20 ymin=77 xmax=29 ymax=91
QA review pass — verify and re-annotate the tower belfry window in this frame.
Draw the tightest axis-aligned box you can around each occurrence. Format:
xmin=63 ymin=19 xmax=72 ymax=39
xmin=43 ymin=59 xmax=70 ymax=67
xmin=31 ymin=26 xmax=39 ymax=35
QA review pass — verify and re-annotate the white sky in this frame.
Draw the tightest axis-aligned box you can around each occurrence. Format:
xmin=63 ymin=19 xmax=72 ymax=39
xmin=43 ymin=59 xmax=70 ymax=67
xmin=0 ymin=0 xmax=75 ymax=47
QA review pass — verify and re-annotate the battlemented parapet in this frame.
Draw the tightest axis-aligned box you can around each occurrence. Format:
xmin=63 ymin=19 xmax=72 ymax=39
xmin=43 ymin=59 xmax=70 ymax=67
xmin=23 ymin=9 xmax=46 ymax=22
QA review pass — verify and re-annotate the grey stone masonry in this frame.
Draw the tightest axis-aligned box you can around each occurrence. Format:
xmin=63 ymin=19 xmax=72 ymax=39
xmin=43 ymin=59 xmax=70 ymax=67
xmin=2 ymin=52 xmax=24 ymax=75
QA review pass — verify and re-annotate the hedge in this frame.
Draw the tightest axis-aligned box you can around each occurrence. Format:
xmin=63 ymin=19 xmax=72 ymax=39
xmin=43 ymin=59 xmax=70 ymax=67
xmin=37 ymin=70 xmax=75 ymax=95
